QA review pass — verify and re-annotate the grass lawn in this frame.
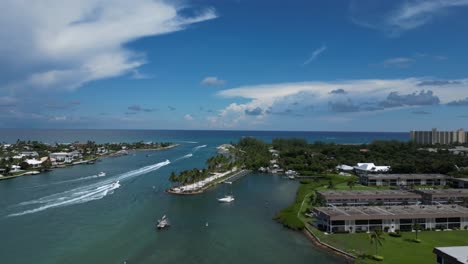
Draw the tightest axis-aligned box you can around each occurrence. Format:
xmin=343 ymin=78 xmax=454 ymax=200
xmin=310 ymin=226 xmax=468 ymax=263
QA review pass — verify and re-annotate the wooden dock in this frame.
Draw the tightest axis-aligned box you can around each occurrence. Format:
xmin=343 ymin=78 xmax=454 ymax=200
xmin=222 ymin=169 xmax=251 ymax=183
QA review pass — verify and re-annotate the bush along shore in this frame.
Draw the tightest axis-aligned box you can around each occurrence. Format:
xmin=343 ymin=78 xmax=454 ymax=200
xmin=0 ymin=140 xmax=178 ymax=180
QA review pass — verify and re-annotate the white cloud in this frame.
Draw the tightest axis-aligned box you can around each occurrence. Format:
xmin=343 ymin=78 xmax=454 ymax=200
xmin=303 ymin=44 xmax=327 ymax=65
xmin=382 ymin=57 xmax=414 ymax=67
xmin=0 ymin=0 xmax=217 ymax=92
xmin=388 ymin=0 xmax=468 ymax=31
xmin=350 ymin=0 xmax=468 ymax=35
xmin=184 ymin=114 xmax=194 ymax=121
xmin=201 ymin=76 xmax=226 ymax=86
xmin=211 ymin=78 xmax=468 ymax=128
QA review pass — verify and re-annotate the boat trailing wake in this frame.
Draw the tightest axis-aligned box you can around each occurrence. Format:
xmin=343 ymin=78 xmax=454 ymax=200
xmin=178 ymin=141 xmax=198 ymax=144
xmin=193 ymin=145 xmax=207 ymax=151
xmin=174 ymin=153 xmax=193 ymax=161
xmin=8 ymin=160 xmax=170 ymax=217
xmin=26 ymin=173 xmax=107 ymax=189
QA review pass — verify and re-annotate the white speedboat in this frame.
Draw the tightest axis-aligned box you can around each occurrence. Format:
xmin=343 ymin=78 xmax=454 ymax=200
xmin=157 ymin=215 xmax=170 ymax=229
xmin=98 ymin=172 xmax=106 ymax=177
xmin=218 ymin=195 xmax=235 ymax=203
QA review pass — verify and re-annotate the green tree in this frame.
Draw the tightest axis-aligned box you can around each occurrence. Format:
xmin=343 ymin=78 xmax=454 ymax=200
xmin=368 ymin=228 xmax=385 ymax=256
xmin=327 ymin=180 xmax=336 ymax=189
xmin=413 ymin=222 xmax=421 ymax=241
xmin=347 ymin=179 xmax=355 ymax=190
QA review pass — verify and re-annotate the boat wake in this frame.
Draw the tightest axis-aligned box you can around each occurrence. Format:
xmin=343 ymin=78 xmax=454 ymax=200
xmin=174 ymin=153 xmax=193 ymax=161
xmin=193 ymin=145 xmax=207 ymax=151
xmin=24 ymin=172 xmax=109 ymax=190
xmin=8 ymin=160 xmax=170 ymax=217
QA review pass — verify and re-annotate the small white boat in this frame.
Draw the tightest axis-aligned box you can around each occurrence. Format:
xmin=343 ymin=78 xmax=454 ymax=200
xmin=157 ymin=215 xmax=170 ymax=229
xmin=98 ymin=172 xmax=106 ymax=177
xmin=111 ymin=181 xmax=120 ymax=188
xmin=218 ymin=195 xmax=235 ymax=203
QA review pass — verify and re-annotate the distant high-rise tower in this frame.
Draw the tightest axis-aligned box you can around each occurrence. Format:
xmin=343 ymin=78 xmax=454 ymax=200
xmin=410 ymin=128 xmax=467 ymax=145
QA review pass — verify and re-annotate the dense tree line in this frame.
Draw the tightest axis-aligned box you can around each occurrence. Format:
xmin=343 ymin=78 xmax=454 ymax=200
xmin=234 ymin=137 xmax=270 ymax=169
xmin=273 ymin=139 xmax=468 ymax=175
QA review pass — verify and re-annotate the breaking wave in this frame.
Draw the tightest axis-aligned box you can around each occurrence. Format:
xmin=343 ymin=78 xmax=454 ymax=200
xmin=9 ymin=160 xmax=170 ymax=217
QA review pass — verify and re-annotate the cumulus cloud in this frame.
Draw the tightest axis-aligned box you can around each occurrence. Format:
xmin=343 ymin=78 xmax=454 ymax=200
xmin=412 ymin=110 xmax=431 ymax=115
xmin=350 ymin=0 xmax=468 ymax=36
xmin=328 ymin=99 xmax=360 ymax=113
xmin=0 ymin=0 xmax=217 ymax=92
xmin=329 ymin=89 xmax=347 ymax=95
xmin=184 ymin=114 xmax=194 ymax=121
xmin=382 ymin=57 xmax=414 ymax=67
xmin=447 ymin=97 xmax=468 ymax=106
xmin=210 ymin=78 xmax=468 ymax=128
xmin=379 ymin=90 xmax=440 ymax=108
xmin=418 ymin=80 xmax=462 ymax=86
xmin=201 ymin=76 xmax=226 ymax=86
xmin=303 ymin=44 xmax=327 ymax=65
xmin=244 ymin=107 xmax=263 ymax=116
xmin=128 ymin=104 xmax=155 ymax=112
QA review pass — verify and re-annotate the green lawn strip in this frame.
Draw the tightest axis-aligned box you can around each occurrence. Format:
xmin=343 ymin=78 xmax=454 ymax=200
xmin=313 ymin=229 xmax=468 ymax=264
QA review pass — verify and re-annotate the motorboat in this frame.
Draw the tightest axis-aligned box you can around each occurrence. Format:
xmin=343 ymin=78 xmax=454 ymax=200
xmin=157 ymin=215 xmax=170 ymax=229
xmin=98 ymin=172 xmax=106 ymax=177
xmin=218 ymin=195 xmax=235 ymax=203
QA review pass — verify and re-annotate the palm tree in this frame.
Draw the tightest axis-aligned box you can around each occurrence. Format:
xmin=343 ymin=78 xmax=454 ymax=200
xmin=327 ymin=180 xmax=336 ymax=189
xmin=169 ymin=171 xmax=178 ymax=184
xmin=347 ymin=179 xmax=355 ymax=190
xmin=413 ymin=222 xmax=421 ymax=240
xmin=368 ymin=228 xmax=385 ymax=256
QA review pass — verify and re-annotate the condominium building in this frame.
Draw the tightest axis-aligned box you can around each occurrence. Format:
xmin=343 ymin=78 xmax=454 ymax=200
xmin=313 ymin=204 xmax=468 ymax=233
xmin=434 ymin=246 xmax=468 ymax=264
xmin=414 ymin=189 xmax=468 ymax=205
xmin=316 ymin=190 xmax=422 ymax=206
xmin=359 ymin=173 xmax=449 ymax=187
xmin=410 ymin=128 xmax=468 ymax=145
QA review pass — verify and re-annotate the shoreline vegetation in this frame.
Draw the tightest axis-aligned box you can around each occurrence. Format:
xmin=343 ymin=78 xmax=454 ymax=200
xmin=0 ymin=140 xmax=178 ymax=181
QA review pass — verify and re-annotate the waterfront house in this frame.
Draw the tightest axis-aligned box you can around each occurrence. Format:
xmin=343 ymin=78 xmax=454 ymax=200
xmin=49 ymin=152 xmax=74 ymax=163
xmin=433 ymin=246 xmax=468 ymax=264
xmin=25 ymin=159 xmax=43 ymax=168
xmin=10 ymin=165 xmax=21 ymax=173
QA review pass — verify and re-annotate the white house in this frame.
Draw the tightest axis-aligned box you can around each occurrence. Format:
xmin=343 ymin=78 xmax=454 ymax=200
xmin=49 ymin=152 xmax=73 ymax=163
xmin=11 ymin=165 xmax=21 ymax=173
xmin=21 ymin=151 xmax=39 ymax=157
xmin=336 ymin=164 xmax=354 ymax=171
xmin=354 ymin=163 xmax=390 ymax=174
xmin=25 ymin=159 xmax=43 ymax=168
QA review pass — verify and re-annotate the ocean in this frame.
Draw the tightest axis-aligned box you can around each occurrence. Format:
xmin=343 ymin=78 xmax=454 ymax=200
xmin=0 ymin=129 xmax=408 ymax=264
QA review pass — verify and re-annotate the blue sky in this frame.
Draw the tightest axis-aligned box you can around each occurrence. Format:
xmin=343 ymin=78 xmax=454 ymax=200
xmin=1 ymin=0 xmax=468 ymax=131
